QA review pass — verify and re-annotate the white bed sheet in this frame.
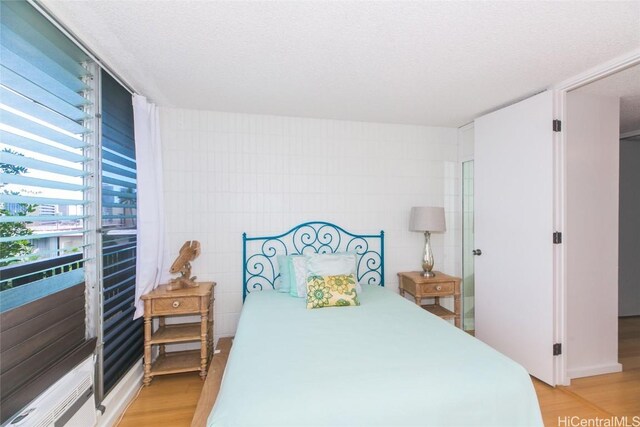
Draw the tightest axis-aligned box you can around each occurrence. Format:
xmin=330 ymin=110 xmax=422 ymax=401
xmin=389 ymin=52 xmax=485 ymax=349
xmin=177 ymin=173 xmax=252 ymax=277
xmin=209 ymin=285 xmax=543 ymax=426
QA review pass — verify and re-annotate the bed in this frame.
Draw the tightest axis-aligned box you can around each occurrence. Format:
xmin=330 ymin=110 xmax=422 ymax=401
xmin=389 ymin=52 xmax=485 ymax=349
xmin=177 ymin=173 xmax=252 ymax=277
xmin=206 ymin=222 xmax=542 ymax=426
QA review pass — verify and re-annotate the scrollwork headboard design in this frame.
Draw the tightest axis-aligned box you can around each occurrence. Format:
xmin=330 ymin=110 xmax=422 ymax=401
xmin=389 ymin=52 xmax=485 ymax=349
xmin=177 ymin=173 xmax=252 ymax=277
xmin=242 ymin=221 xmax=384 ymax=301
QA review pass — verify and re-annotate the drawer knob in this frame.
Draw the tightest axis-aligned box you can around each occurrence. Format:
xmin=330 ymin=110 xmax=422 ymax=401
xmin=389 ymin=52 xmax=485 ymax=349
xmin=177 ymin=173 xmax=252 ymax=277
xmin=172 ymin=300 xmax=181 ymax=308
xmin=436 ymin=285 xmax=442 ymax=291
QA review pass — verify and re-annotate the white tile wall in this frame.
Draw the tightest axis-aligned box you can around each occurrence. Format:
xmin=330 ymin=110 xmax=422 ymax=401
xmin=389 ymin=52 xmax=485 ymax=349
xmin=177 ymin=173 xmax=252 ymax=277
xmin=160 ymin=108 xmax=460 ymax=339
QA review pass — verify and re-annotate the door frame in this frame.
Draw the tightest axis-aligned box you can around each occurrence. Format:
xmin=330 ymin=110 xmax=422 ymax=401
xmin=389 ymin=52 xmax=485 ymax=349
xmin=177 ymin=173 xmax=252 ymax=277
xmin=458 ymin=123 xmax=474 ymax=332
xmin=552 ymin=48 xmax=640 ymax=385
xmin=461 ymin=159 xmax=474 ymax=332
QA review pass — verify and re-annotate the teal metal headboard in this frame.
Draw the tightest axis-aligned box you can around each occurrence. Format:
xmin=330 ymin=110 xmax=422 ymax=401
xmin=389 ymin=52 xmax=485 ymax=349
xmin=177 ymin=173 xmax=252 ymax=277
xmin=242 ymin=221 xmax=384 ymax=301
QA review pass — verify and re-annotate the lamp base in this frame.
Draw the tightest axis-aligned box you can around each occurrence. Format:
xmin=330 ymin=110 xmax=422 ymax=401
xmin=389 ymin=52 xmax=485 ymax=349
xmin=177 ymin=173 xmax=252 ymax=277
xmin=421 ymin=271 xmax=436 ymax=278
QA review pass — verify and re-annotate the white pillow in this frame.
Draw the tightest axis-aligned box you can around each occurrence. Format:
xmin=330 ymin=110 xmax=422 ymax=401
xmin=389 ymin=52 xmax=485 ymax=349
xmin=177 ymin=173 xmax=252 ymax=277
xmin=290 ymin=256 xmax=309 ymax=298
xmin=305 ymin=252 xmax=362 ymax=294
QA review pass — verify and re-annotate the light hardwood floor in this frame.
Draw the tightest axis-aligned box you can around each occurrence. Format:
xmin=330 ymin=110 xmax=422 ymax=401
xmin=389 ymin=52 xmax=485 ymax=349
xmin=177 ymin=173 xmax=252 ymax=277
xmin=118 ymin=317 xmax=640 ymax=427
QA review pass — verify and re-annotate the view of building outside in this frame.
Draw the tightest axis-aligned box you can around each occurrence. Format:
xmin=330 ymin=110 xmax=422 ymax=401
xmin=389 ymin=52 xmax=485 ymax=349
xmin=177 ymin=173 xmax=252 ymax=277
xmin=0 ymin=144 xmax=85 ymax=265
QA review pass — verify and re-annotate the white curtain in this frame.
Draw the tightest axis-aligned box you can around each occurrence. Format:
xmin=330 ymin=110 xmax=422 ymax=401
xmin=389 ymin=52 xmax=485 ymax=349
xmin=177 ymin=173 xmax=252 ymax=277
xmin=132 ymin=94 xmax=166 ymax=319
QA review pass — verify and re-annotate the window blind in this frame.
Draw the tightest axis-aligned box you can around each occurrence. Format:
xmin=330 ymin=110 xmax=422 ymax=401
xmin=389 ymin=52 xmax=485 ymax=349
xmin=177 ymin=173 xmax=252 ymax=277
xmin=0 ymin=0 xmax=91 ymax=300
xmin=100 ymin=70 xmax=142 ymax=395
xmin=0 ymin=1 xmax=96 ymax=422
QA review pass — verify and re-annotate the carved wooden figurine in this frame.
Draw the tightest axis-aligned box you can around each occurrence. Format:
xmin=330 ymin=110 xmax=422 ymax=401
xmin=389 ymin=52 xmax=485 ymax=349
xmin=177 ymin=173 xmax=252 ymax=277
xmin=168 ymin=240 xmax=201 ymax=291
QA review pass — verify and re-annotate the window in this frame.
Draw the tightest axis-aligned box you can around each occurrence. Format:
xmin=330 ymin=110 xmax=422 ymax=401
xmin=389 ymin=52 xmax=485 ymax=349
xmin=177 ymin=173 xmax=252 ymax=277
xmin=0 ymin=0 xmax=91 ymax=301
xmin=0 ymin=1 xmax=141 ymax=421
xmin=99 ymin=70 xmax=141 ymax=396
xmin=0 ymin=0 xmax=96 ymax=421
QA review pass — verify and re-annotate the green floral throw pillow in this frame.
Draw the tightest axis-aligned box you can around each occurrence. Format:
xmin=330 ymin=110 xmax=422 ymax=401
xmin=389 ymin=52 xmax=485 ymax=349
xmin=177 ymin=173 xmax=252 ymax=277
xmin=306 ymin=274 xmax=360 ymax=309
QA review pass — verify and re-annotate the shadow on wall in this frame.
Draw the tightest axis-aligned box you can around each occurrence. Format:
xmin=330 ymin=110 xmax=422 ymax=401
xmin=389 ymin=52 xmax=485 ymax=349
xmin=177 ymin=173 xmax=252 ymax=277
xmin=619 ymin=137 xmax=640 ymax=317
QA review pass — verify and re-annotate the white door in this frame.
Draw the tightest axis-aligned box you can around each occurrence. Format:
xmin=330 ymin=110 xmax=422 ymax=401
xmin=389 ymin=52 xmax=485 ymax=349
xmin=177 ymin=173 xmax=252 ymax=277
xmin=474 ymin=90 xmax=556 ymax=385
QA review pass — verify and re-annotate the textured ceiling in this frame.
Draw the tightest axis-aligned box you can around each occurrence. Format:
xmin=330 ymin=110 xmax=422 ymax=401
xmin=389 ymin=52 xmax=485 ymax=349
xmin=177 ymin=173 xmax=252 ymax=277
xmin=42 ymin=0 xmax=640 ymax=127
xmin=574 ymin=65 xmax=640 ymax=134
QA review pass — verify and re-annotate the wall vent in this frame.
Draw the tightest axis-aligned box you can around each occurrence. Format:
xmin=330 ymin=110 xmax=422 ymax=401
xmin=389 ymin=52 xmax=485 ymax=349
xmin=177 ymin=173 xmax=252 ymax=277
xmin=7 ymin=358 xmax=96 ymax=427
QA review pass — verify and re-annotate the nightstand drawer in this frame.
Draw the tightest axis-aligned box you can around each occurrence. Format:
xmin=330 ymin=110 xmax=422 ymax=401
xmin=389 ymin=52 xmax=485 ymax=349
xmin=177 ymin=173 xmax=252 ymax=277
xmin=152 ymin=296 xmax=200 ymax=315
xmin=418 ymin=282 xmax=454 ymax=295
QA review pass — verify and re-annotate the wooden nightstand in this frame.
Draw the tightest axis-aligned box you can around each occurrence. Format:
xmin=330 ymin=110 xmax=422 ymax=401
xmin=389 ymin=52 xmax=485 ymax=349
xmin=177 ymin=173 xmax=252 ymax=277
xmin=141 ymin=282 xmax=215 ymax=386
xmin=397 ymin=272 xmax=461 ymax=328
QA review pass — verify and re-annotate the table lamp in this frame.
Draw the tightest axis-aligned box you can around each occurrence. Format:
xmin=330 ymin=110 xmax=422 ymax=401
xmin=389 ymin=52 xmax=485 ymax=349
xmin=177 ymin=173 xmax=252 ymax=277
xmin=409 ymin=206 xmax=446 ymax=277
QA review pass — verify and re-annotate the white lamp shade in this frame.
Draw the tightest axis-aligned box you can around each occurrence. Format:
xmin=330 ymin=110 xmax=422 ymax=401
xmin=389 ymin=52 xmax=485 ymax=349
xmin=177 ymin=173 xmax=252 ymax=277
xmin=409 ymin=206 xmax=446 ymax=232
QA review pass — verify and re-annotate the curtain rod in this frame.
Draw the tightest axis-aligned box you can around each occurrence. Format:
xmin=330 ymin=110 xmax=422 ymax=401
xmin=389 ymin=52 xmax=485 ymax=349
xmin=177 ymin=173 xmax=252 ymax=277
xmin=29 ymin=0 xmax=137 ymax=96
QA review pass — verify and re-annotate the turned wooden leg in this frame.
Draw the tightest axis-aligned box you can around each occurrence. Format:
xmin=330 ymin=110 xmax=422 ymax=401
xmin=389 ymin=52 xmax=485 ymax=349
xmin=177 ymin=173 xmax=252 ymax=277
xmin=158 ymin=317 xmax=166 ymax=357
xmin=454 ymin=292 xmax=461 ymax=328
xmin=414 ymin=295 xmax=421 ymax=305
xmin=143 ymin=300 xmax=152 ymax=386
xmin=208 ymin=297 xmax=214 ymax=362
xmin=200 ymin=307 xmax=208 ymax=380
xmin=207 ymin=323 xmax=214 ymax=363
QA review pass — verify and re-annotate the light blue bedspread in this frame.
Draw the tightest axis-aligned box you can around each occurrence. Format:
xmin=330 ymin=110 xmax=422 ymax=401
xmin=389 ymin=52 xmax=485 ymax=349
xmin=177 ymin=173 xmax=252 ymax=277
xmin=208 ymin=285 xmax=543 ymax=426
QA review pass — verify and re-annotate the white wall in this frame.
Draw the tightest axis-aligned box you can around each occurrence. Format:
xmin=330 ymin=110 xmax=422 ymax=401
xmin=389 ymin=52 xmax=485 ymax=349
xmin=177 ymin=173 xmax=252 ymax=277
xmin=566 ymin=92 xmax=621 ymax=378
xmin=619 ymin=137 xmax=640 ymax=316
xmin=159 ymin=108 xmax=460 ymax=338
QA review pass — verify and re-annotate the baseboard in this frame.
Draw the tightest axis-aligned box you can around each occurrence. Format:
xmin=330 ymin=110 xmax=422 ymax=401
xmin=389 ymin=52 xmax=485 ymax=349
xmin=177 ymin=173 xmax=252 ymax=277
xmin=567 ymin=362 xmax=623 ymax=379
xmin=97 ymin=358 xmax=143 ymax=427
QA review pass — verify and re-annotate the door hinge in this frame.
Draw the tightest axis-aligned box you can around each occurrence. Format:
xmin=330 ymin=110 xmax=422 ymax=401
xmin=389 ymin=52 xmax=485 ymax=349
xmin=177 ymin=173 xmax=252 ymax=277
xmin=553 ymin=343 xmax=562 ymax=356
xmin=553 ymin=119 xmax=562 ymax=132
xmin=553 ymin=232 xmax=562 ymax=244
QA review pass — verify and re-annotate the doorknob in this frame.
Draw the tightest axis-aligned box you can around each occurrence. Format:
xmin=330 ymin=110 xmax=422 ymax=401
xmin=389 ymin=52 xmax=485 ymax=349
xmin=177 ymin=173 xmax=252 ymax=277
xmin=472 ymin=249 xmax=482 ymax=256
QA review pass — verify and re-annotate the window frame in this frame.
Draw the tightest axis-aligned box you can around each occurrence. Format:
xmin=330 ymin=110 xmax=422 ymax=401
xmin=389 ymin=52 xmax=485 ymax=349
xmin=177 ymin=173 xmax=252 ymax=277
xmin=0 ymin=0 xmax=141 ymax=418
